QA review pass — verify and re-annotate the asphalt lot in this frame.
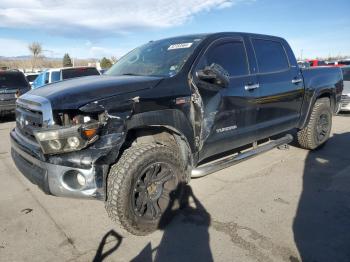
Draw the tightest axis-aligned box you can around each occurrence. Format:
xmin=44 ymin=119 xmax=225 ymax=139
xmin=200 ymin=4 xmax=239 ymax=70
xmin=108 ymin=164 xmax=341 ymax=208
xmin=0 ymin=114 xmax=350 ymax=262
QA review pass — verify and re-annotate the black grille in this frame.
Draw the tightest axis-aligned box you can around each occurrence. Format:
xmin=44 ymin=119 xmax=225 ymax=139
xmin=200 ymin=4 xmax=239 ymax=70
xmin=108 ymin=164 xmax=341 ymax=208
xmin=15 ymin=103 xmax=43 ymax=142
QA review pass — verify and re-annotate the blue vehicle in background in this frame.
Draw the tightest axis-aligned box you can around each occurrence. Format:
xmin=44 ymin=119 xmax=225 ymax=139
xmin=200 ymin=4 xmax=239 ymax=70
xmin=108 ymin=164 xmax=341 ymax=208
xmin=32 ymin=67 xmax=100 ymax=89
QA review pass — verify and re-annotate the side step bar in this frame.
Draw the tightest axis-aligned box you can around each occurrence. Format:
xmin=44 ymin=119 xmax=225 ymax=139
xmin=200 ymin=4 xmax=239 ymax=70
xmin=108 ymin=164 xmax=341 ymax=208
xmin=191 ymin=134 xmax=293 ymax=178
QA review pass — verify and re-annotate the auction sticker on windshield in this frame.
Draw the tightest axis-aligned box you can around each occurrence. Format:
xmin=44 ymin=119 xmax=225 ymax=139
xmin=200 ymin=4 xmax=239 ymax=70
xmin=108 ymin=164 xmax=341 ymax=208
xmin=168 ymin=43 xmax=193 ymax=50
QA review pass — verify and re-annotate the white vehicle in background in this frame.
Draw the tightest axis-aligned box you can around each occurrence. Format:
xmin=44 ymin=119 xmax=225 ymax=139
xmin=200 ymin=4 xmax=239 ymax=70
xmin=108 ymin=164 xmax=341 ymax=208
xmin=25 ymin=72 xmax=40 ymax=86
xmin=31 ymin=67 xmax=100 ymax=89
xmin=297 ymin=60 xmax=310 ymax=68
xmin=340 ymin=66 xmax=350 ymax=111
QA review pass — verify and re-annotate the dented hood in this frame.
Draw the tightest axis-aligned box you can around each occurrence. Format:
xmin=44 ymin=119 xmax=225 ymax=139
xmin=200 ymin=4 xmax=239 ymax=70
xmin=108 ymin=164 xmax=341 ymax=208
xmin=28 ymin=75 xmax=163 ymax=110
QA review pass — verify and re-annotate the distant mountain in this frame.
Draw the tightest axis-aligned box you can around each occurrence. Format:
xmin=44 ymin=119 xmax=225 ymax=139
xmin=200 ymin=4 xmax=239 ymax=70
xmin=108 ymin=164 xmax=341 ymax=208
xmin=0 ymin=55 xmax=32 ymax=61
xmin=0 ymin=55 xmax=62 ymax=61
xmin=0 ymin=56 xmax=97 ymax=61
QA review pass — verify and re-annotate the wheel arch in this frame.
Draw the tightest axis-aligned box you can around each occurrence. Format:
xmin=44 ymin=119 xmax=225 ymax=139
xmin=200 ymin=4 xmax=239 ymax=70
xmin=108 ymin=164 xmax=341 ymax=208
xmin=124 ymin=110 xmax=195 ymax=181
xmin=125 ymin=109 xmax=196 ymax=152
xmin=299 ymin=88 xmax=335 ymax=129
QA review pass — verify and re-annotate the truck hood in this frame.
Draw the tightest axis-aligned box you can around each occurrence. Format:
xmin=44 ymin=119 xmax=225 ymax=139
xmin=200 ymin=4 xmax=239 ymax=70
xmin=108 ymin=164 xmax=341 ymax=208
xmin=28 ymin=75 xmax=163 ymax=110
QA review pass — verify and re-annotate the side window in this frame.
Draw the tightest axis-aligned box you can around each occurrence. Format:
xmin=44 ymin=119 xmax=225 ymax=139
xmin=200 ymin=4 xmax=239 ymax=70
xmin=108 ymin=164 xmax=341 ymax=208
xmin=51 ymin=71 xmax=61 ymax=82
xmin=205 ymin=41 xmax=249 ymax=77
xmin=252 ymin=39 xmax=289 ymax=73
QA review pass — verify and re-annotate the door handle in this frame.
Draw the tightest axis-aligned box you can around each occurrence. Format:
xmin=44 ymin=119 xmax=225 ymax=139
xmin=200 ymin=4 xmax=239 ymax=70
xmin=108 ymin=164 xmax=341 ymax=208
xmin=245 ymin=83 xmax=260 ymax=91
xmin=292 ymin=78 xmax=303 ymax=84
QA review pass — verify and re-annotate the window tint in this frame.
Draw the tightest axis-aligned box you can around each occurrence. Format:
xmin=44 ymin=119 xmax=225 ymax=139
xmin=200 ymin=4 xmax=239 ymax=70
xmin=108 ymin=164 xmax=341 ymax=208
xmin=51 ymin=71 xmax=61 ymax=82
xmin=206 ymin=41 xmax=249 ymax=77
xmin=252 ymin=39 xmax=289 ymax=73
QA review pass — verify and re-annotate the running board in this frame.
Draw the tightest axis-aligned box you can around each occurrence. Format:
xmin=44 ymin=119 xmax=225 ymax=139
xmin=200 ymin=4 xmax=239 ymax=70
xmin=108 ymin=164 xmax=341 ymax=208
xmin=191 ymin=134 xmax=293 ymax=178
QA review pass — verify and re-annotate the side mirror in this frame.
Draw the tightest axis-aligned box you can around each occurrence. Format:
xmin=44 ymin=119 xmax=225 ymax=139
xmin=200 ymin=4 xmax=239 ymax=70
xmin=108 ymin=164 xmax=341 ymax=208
xmin=196 ymin=63 xmax=230 ymax=88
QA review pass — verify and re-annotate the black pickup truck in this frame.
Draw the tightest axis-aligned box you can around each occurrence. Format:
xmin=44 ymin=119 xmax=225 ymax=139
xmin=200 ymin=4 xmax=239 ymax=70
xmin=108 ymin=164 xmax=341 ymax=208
xmin=11 ymin=32 xmax=343 ymax=235
xmin=0 ymin=71 xmax=31 ymax=117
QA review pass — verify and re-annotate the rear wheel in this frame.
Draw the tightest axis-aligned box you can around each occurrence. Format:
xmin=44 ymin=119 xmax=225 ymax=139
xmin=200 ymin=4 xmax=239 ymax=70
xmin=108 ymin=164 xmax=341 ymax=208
xmin=297 ymin=97 xmax=332 ymax=150
xmin=105 ymin=143 xmax=184 ymax=235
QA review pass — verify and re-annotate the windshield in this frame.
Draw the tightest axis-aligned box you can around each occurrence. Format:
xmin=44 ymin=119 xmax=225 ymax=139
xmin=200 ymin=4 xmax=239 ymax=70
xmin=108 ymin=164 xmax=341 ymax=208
xmin=0 ymin=72 xmax=28 ymax=89
xmin=26 ymin=74 xmax=38 ymax=82
xmin=342 ymin=67 xmax=350 ymax=81
xmin=106 ymin=36 xmax=205 ymax=77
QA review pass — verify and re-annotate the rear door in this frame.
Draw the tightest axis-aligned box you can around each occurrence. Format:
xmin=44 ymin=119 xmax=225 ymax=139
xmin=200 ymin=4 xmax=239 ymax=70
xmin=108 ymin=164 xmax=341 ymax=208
xmin=192 ymin=37 xmax=259 ymax=160
xmin=251 ymin=38 xmax=304 ymax=140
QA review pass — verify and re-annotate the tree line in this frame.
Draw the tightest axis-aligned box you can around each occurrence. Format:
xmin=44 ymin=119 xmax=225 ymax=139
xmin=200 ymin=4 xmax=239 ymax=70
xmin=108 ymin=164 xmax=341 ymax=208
xmin=1 ymin=42 xmax=117 ymax=71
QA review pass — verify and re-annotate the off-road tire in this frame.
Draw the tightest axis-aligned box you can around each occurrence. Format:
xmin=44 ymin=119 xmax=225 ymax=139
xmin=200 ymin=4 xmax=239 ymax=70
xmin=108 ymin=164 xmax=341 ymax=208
xmin=105 ymin=143 xmax=184 ymax=235
xmin=297 ymin=97 xmax=332 ymax=150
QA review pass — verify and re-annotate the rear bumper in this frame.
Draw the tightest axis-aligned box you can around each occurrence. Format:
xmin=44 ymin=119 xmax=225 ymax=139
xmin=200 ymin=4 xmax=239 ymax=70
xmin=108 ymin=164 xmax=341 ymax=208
xmin=10 ymin=129 xmax=123 ymax=200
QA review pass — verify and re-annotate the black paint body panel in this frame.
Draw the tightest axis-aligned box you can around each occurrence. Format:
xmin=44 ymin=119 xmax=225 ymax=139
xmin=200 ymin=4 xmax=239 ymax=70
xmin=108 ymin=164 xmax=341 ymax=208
xmin=18 ymin=32 xmax=343 ymax=167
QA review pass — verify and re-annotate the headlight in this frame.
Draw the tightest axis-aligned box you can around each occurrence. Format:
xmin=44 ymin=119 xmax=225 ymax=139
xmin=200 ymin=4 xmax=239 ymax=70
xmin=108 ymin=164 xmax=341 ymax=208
xmin=34 ymin=123 xmax=99 ymax=155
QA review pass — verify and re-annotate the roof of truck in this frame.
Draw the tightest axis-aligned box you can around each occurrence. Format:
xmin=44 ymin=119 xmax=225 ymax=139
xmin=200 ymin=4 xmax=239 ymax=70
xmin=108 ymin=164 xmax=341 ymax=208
xmin=156 ymin=32 xmax=285 ymax=42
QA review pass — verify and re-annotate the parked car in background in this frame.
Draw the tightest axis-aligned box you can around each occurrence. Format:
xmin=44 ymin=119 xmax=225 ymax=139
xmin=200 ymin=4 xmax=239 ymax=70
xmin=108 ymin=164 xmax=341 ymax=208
xmin=326 ymin=61 xmax=347 ymax=67
xmin=0 ymin=70 xmax=30 ymax=117
xmin=308 ymin=59 xmax=327 ymax=67
xmin=32 ymin=67 xmax=100 ymax=89
xmin=297 ymin=60 xmax=310 ymax=68
xmin=25 ymin=72 xmax=39 ymax=86
xmin=338 ymin=60 xmax=350 ymax=66
xmin=340 ymin=66 xmax=350 ymax=111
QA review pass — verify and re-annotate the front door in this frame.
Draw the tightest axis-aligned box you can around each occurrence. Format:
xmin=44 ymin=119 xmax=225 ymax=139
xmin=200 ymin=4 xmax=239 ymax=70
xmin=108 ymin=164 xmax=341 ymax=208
xmin=192 ymin=37 xmax=260 ymax=161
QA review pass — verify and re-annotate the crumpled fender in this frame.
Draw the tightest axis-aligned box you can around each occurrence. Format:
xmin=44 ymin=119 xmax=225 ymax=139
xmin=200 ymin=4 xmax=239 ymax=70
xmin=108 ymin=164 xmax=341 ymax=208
xmin=79 ymin=94 xmax=196 ymax=156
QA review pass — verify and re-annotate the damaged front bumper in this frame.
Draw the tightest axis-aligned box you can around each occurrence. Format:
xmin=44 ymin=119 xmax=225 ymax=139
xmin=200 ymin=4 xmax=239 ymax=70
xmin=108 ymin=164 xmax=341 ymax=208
xmin=10 ymin=129 xmax=124 ymax=200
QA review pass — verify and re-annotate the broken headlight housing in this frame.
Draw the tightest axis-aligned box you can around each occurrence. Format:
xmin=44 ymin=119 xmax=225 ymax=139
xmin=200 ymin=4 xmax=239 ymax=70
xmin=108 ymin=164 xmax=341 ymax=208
xmin=34 ymin=122 xmax=99 ymax=155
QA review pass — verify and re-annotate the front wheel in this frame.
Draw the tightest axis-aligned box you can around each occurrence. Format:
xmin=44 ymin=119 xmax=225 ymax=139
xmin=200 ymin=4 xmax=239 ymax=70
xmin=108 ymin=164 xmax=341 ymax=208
xmin=105 ymin=143 xmax=184 ymax=235
xmin=297 ymin=97 xmax=332 ymax=150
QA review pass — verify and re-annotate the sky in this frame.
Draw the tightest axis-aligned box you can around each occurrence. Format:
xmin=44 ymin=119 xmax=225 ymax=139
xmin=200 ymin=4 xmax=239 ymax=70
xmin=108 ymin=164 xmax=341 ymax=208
xmin=0 ymin=0 xmax=349 ymax=59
